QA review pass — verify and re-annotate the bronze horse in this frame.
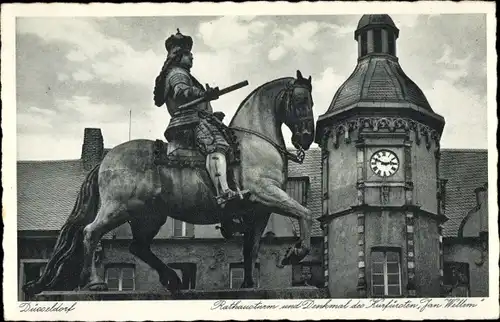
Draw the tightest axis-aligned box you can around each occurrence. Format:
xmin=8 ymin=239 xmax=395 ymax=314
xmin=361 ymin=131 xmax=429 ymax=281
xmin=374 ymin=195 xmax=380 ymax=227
xmin=23 ymin=70 xmax=315 ymax=296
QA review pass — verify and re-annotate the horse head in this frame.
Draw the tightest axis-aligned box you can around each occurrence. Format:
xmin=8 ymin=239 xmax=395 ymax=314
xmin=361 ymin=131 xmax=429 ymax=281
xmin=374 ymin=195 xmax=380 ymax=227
xmin=282 ymin=70 xmax=315 ymax=151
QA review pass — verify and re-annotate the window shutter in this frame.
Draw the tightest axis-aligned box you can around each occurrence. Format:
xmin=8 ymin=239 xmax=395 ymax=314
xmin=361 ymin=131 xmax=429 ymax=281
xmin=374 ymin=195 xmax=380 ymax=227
xmin=286 ymin=178 xmax=308 ymax=206
xmin=173 ymin=220 xmax=183 ymax=237
xmin=186 ymin=223 xmax=195 ymax=237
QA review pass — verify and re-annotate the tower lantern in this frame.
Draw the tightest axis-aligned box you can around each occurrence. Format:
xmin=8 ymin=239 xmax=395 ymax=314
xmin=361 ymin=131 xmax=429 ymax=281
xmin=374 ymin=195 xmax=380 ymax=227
xmin=355 ymin=14 xmax=399 ymax=58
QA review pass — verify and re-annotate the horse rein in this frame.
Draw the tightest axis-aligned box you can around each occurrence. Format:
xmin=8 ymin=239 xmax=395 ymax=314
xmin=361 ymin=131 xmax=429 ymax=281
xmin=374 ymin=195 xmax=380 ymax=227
xmin=230 ymin=126 xmax=305 ymax=164
xmin=230 ymin=82 xmax=309 ymax=164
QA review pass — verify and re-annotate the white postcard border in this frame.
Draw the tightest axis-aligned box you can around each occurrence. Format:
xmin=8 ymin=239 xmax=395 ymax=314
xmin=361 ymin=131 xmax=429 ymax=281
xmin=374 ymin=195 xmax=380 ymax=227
xmin=2 ymin=1 xmax=498 ymax=321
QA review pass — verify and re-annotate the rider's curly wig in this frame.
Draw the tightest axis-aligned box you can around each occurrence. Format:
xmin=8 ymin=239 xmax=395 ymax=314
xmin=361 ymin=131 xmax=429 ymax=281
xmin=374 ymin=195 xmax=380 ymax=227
xmin=153 ymin=47 xmax=185 ymax=107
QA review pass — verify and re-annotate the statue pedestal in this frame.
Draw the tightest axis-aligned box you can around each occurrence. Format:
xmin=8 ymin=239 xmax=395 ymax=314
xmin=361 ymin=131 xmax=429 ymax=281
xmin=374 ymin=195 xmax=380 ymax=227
xmin=34 ymin=287 xmax=328 ymax=301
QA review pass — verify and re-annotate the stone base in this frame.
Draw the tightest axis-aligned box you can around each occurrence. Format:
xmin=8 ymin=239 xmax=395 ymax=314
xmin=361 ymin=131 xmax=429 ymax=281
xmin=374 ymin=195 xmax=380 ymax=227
xmin=34 ymin=287 xmax=329 ymax=301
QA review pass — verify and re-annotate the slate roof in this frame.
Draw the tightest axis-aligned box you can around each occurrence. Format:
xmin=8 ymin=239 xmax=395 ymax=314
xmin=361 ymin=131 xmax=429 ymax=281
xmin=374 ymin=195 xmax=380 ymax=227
xmin=16 ymin=148 xmax=488 ymax=239
xmin=439 ymin=149 xmax=488 ymax=237
xmin=323 ymin=55 xmax=433 ymax=114
xmin=17 ymin=160 xmax=88 ymax=231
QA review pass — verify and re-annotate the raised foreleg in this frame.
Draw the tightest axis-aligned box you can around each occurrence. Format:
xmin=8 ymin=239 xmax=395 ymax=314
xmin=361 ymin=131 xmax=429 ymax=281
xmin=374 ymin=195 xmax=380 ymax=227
xmin=251 ymin=184 xmax=313 ymax=265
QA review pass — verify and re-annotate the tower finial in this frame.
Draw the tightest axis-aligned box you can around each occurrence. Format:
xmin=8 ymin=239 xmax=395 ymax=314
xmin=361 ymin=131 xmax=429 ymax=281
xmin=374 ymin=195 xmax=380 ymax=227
xmin=177 ymin=28 xmax=180 ymax=34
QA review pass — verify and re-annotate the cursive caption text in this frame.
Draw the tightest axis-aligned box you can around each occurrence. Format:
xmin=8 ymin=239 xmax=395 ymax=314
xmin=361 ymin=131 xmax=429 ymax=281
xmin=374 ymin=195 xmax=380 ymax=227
xmin=211 ymin=298 xmax=485 ymax=312
xmin=19 ymin=302 xmax=77 ymax=313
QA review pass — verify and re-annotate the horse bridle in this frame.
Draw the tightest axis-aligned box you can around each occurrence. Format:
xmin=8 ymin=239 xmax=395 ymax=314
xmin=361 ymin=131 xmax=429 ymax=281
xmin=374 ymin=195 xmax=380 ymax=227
xmin=230 ymin=81 xmax=312 ymax=164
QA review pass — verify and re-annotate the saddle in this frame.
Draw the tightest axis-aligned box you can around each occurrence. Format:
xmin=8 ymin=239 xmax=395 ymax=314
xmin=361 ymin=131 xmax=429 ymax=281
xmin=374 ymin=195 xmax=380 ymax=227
xmin=153 ymin=112 xmax=240 ymax=168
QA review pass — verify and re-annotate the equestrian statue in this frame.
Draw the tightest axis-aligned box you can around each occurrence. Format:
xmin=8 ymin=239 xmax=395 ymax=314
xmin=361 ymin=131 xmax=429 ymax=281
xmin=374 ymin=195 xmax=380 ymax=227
xmin=23 ymin=29 xmax=315 ymax=296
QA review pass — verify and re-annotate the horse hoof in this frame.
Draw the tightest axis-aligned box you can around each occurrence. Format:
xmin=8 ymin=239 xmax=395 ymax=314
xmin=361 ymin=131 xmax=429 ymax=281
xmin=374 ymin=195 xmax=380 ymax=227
xmin=83 ymin=282 xmax=108 ymax=291
xmin=280 ymin=246 xmax=310 ymax=266
xmin=240 ymin=281 xmax=255 ymax=289
xmin=162 ymin=276 xmax=181 ymax=294
xmin=167 ymin=283 xmax=180 ymax=294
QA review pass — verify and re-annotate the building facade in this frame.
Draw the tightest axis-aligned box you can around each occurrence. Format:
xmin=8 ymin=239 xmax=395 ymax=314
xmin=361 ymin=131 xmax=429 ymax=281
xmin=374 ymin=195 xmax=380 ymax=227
xmin=17 ymin=14 xmax=489 ymax=300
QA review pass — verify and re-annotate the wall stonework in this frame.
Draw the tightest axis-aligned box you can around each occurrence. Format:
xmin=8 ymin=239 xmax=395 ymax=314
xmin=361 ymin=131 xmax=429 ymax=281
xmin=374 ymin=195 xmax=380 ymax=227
xmin=410 ymin=132 xmax=439 ymax=213
xmin=327 ymin=137 xmax=358 ymax=214
xmin=327 ymin=214 xmax=359 ymax=298
xmin=413 ymin=215 xmax=441 ymax=296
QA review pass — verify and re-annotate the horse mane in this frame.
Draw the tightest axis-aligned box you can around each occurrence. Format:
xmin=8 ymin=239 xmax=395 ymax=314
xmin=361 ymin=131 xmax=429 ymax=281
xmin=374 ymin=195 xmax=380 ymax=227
xmin=229 ymin=77 xmax=294 ymax=126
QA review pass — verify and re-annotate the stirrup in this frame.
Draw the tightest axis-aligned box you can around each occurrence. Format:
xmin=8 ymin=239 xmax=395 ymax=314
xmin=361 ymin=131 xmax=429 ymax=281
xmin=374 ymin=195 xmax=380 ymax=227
xmin=215 ymin=189 xmax=238 ymax=205
xmin=215 ymin=188 xmax=251 ymax=206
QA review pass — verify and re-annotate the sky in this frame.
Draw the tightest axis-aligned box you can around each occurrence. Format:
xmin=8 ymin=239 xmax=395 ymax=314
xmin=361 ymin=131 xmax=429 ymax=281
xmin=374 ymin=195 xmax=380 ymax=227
xmin=15 ymin=14 xmax=488 ymax=160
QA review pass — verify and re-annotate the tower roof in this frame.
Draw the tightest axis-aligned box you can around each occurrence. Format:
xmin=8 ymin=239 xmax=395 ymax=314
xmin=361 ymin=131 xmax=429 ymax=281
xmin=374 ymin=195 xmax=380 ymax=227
xmin=357 ymin=14 xmax=397 ymax=30
xmin=355 ymin=14 xmax=399 ymax=39
xmin=326 ymin=55 xmax=433 ymax=113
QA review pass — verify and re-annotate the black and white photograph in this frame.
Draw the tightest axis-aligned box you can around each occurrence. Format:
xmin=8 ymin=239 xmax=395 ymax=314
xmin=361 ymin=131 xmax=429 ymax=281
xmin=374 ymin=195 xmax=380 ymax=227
xmin=2 ymin=1 xmax=498 ymax=321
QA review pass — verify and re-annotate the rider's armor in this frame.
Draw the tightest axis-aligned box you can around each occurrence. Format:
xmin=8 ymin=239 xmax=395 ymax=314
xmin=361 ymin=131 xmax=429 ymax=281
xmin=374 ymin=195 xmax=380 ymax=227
xmin=156 ymin=29 xmax=238 ymax=206
xmin=164 ymin=66 xmax=230 ymax=156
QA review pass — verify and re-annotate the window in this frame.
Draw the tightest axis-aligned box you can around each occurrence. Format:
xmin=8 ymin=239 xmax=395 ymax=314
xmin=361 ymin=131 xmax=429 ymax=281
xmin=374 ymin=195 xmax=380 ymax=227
xmin=20 ymin=260 xmax=48 ymax=301
xmin=286 ymin=177 xmax=309 ymax=206
xmin=373 ymin=29 xmax=382 ymax=52
xmin=173 ymin=219 xmax=194 ymax=237
xmin=443 ymin=262 xmax=470 ymax=297
xmin=169 ymin=263 xmax=197 ymax=290
xmin=229 ymin=263 xmax=260 ymax=289
xmin=292 ymin=262 xmax=324 ymax=287
xmin=387 ymin=32 xmax=395 ymax=55
xmin=361 ymin=32 xmax=368 ymax=56
xmin=105 ymin=265 xmax=135 ymax=291
xmin=371 ymin=249 xmax=402 ymax=297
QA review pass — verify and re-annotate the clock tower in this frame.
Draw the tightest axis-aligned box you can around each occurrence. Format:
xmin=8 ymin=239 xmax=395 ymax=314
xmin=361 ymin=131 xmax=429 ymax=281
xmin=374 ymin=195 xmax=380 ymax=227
xmin=315 ymin=14 xmax=447 ymax=298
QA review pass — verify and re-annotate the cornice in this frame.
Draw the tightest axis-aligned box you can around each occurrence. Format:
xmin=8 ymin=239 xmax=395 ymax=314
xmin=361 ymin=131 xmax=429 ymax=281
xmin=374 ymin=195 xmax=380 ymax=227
xmin=318 ymin=116 xmax=441 ymax=151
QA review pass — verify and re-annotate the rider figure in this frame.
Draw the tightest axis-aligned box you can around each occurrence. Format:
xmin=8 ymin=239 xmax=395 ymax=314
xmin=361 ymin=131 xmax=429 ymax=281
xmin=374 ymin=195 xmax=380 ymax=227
xmin=153 ymin=29 xmax=238 ymax=205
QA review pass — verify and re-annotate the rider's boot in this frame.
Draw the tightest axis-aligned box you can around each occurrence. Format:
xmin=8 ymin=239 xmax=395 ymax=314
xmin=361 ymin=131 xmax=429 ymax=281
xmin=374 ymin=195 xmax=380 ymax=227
xmin=207 ymin=152 xmax=239 ymax=205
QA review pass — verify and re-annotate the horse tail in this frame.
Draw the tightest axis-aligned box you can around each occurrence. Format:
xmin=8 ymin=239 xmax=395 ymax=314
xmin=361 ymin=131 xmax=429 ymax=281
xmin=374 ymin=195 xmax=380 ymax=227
xmin=22 ymin=164 xmax=101 ymax=297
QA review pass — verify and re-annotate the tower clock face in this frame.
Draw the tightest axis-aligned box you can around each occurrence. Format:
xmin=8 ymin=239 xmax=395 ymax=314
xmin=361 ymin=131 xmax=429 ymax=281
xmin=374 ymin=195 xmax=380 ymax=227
xmin=370 ymin=149 xmax=399 ymax=177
